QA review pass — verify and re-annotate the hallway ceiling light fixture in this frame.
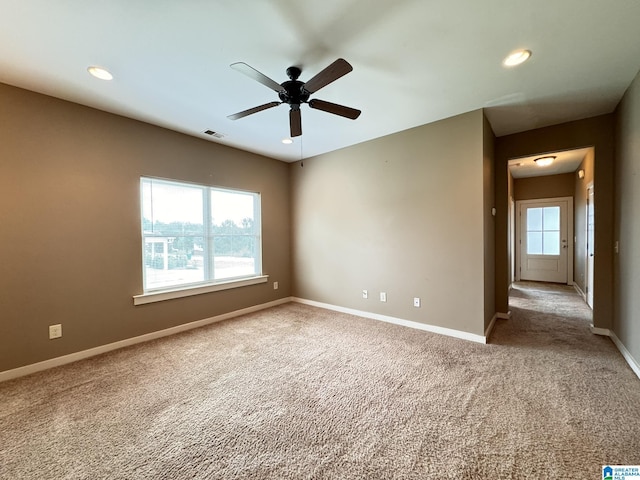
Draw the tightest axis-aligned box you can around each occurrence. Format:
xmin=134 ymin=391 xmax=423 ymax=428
xmin=503 ymin=49 xmax=532 ymax=67
xmin=534 ymin=156 xmax=555 ymax=167
xmin=87 ymin=66 xmax=113 ymax=80
xmin=282 ymin=138 xmax=293 ymax=144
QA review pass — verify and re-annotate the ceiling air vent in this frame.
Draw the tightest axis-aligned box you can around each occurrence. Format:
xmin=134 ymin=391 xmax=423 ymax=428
xmin=203 ymin=130 xmax=225 ymax=139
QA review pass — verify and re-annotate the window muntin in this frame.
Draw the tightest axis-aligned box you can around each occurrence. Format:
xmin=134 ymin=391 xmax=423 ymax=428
xmin=526 ymin=206 xmax=560 ymax=255
xmin=141 ymin=177 xmax=261 ymax=292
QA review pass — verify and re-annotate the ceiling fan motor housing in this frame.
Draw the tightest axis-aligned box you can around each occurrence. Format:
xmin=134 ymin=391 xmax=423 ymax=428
xmin=278 ymin=82 xmax=309 ymax=106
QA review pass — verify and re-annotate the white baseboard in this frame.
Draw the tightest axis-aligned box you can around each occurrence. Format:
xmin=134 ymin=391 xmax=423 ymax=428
xmin=589 ymin=325 xmax=640 ymax=381
xmin=9 ymin=297 xmax=633 ymax=384
xmin=485 ymin=314 xmax=497 ymax=339
xmin=484 ymin=311 xmax=511 ymax=342
xmin=609 ymin=331 xmax=640 ymax=380
xmin=574 ymin=283 xmax=586 ymax=300
xmin=292 ymin=297 xmax=487 ymax=344
xmin=0 ymin=297 xmax=292 ymax=383
xmin=590 ymin=324 xmax=611 ymax=336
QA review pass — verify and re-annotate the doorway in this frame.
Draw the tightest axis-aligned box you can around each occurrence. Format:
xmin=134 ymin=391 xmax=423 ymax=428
xmin=515 ymin=197 xmax=573 ymax=284
xmin=507 ymin=147 xmax=594 ymax=293
xmin=586 ymin=183 xmax=594 ymax=308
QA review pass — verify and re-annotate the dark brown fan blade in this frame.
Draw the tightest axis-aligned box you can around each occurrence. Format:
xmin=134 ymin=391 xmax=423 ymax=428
xmin=227 ymin=102 xmax=281 ymax=120
xmin=290 ymin=107 xmax=302 ymax=137
xmin=303 ymin=58 xmax=353 ymax=94
xmin=308 ymin=99 xmax=361 ymax=120
xmin=230 ymin=62 xmax=284 ymax=92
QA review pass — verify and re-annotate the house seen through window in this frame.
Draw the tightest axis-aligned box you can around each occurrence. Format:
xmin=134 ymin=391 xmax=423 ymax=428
xmin=141 ymin=177 xmax=261 ymax=292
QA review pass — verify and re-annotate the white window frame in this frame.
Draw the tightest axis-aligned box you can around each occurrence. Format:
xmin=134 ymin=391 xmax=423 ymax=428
xmin=134 ymin=177 xmax=266 ymax=305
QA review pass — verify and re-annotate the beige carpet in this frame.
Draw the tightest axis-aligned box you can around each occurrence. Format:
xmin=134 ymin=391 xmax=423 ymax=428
xmin=1 ymin=283 xmax=639 ymax=479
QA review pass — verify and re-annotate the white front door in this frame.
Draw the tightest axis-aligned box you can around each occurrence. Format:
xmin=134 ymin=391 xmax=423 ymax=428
xmin=518 ymin=199 xmax=570 ymax=283
xmin=586 ymin=185 xmax=595 ymax=308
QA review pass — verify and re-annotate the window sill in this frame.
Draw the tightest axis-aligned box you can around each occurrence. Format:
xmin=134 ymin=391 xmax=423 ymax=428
xmin=133 ymin=275 xmax=269 ymax=306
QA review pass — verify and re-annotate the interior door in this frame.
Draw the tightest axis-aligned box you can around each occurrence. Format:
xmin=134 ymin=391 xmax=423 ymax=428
xmin=586 ymin=185 xmax=594 ymax=308
xmin=519 ymin=200 xmax=569 ymax=283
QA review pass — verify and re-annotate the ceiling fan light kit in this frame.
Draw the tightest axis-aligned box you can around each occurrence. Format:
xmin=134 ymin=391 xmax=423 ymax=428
xmin=228 ymin=58 xmax=361 ymax=137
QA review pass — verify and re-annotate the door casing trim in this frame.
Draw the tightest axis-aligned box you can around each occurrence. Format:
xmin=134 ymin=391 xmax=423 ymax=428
xmin=515 ymin=196 xmax=574 ymax=285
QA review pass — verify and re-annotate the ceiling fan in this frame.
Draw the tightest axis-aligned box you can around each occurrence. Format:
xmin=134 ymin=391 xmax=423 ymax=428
xmin=227 ymin=58 xmax=361 ymax=137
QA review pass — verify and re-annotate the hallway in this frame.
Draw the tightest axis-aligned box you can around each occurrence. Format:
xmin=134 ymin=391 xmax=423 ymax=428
xmin=510 ymin=281 xmax=592 ymax=332
xmin=496 ymin=281 xmax=597 ymax=350
xmin=487 ymin=281 xmax=640 ymax=470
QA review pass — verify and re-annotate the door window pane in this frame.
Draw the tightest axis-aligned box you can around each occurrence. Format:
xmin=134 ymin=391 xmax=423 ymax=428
xmin=543 ymin=207 xmax=560 ymax=230
xmin=527 ymin=208 xmax=543 ymax=231
xmin=543 ymin=232 xmax=560 ymax=255
xmin=526 ymin=205 xmax=561 ymax=255
xmin=527 ymin=232 xmax=543 ymax=255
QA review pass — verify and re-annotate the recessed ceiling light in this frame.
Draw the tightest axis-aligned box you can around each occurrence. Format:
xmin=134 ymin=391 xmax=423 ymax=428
xmin=87 ymin=66 xmax=113 ymax=80
xmin=282 ymin=138 xmax=293 ymax=145
xmin=534 ymin=156 xmax=555 ymax=167
xmin=503 ymin=49 xmax=532 ymax=67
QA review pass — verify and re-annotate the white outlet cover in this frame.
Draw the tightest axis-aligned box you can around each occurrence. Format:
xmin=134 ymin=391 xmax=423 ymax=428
xmin=49 ymin=324 xmax=62 ymax=339
xmin=413 ymin=297 xmax=421 ymax=307
xmin=362 ymin=290 xmax=368 ymax=299
xmin=380 ymin=292 xmax=387 ymax=302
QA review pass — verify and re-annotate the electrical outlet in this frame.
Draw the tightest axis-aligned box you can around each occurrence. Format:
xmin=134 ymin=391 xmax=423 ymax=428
xmin=273 ymin=281 xmax=279 ymax=290
xmin=362 ymin=290 xmax=368 ymax=299
xmin=413 ymin=297 xmax=421 ymax=308
xmin=49 ymin=324 xmax=62 ymax=339
xmin=380 ymin=292 xmax=387 ymax=302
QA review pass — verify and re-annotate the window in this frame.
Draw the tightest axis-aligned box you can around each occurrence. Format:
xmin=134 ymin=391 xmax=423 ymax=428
xmin=526 ymin=206 xmax=560 ymax=255
xmin=140 ymin=177 xmax=262 ymax=293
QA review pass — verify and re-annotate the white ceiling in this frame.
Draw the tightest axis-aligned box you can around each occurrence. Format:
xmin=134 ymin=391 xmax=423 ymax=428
xmin=1 ymin=1 xmax=639 ymax=162
xmin=508 ymin=147 xmax=591 ymax=179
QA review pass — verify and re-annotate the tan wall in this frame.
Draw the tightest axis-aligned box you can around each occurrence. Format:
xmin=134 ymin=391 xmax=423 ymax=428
xmin=507 ymin=170 xmax=515 ymax=287
xmin=0 ymin=83 xmax=291 ymax=372
xmin=291 ymin=110 xmax=488 ymax=336
xmin=483 ymin=114 xmax=496 ymax=330
xmin=513 ymin=173 xmax=575 ymax=201
xmin=495 ymin=115 xmax=615 ymax=330
xmin=614 ymin=69 xmax=640 ymax=363
xmin=574 ymin=149 xmax=595 ymax=293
